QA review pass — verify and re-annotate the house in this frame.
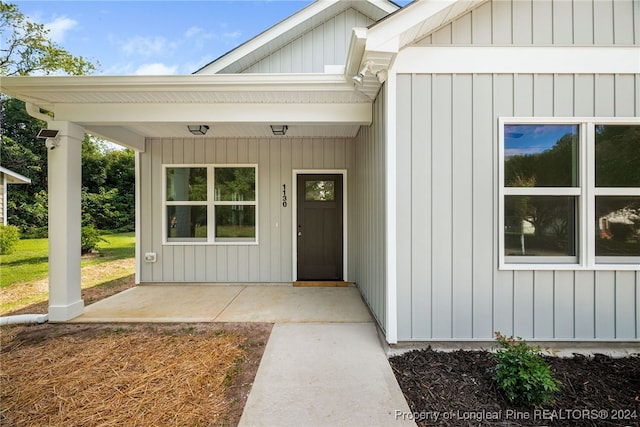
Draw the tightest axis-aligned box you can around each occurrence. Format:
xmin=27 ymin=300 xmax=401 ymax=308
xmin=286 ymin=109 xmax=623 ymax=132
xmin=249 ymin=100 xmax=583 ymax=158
xmin=1 ymin=0 xmax=638 ymax=344
xmin=0 ymin=166 xmax=31 ymax=225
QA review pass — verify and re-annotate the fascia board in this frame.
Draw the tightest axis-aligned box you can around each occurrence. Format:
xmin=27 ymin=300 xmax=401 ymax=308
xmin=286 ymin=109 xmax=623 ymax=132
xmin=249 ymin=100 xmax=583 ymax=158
xmin=0 ymin=73 xmax=352 ymax=92
xmin=54 ymin=103 xmax=372 ymax=125
xmin=366 ymin=0 xmax=458 ymax=52
xmin=344 ymin=27 xmax=368 ymax=78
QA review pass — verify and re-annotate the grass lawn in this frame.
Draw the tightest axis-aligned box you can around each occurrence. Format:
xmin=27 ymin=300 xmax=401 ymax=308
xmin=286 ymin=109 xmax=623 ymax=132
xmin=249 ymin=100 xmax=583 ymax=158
xmin=0 ymin=232 xmax=135 ymax=314
xmin=0 ymin=232 xmax=135 ymax=288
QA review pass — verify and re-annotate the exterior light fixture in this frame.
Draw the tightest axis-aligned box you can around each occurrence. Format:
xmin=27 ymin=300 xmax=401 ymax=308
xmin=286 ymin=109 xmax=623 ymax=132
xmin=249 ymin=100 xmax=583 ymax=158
xmin=187 ymin=125 xmax=209 ymax=135
xmin=270 ymin=125 xmax=288 ymax=136
xmin=352 ymin=61 xmax=374 ymax=86
xmin=37 ymin=128 xmax=60 ymax=150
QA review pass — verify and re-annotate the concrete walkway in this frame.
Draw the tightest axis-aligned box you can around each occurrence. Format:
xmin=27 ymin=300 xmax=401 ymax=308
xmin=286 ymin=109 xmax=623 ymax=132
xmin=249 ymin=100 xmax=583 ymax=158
xmin=72 ymin=284 xmax=415 ymax=426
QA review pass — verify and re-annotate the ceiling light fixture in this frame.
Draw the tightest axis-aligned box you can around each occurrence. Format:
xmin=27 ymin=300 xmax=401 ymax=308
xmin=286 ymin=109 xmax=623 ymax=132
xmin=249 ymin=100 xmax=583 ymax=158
xmin=270 ymin=125 xmax=288 ymax=136
xmin=187 ymin=125 xmax=209 ymax=135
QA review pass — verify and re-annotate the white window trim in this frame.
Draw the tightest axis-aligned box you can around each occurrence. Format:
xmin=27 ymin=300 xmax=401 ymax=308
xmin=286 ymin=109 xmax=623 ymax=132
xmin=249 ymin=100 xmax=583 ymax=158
xmin=498 ymin=117 xmax=640 ymax=271
xmin=162 ymin=164 xmax=258 ymax=246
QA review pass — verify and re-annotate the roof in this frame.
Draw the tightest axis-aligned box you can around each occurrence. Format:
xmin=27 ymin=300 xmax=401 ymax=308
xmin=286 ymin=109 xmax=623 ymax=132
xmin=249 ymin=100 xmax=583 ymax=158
xmin=0 ymin=166 xmax=31 ymax=184
xmin=196 ymin=0 xmax=399 ymax=75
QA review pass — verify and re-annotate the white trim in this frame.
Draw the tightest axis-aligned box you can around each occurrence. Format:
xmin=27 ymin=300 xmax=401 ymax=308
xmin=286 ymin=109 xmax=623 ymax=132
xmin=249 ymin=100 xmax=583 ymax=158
xmin=134 ymin=151 xmax=141 ymax=284
xmin=0 ymin=166 xmax=31 ymax=184
xmin=291 ymin=169 xmax=348 ymax=283
xmin=162 ymin=164 xmax=259 ymax=246
xmin=395 ymin=46 xmax=640 ymax=74
xmin=499 ymin=117 xmax=640 ymax=271
xmin=54 ymin=103 xmax=372 ymax=126
xmin=385 ymin=70 xmax=398 ymax=344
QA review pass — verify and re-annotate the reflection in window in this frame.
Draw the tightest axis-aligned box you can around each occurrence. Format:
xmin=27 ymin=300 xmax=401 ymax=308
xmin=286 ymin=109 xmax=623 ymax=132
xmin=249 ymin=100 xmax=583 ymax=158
xmin=595 ymin=125 xmax=640 ymax=187
xmin=215 ymin=205 xmax=256 ymax=240
xmin=166 ymin=168 xmax=207 ymax=201
xmin=305 ymin=181 xmax=335 ymax=201
xmin=214 ymin=168 xmax=256 ymax=201
xmin=596 ymin=197 xmax=640 ymax=256
xmin=504 ymin=124 xmax=579 ymax=187
xmin=167 ymin=205 xmax=207 ymax=241
xmin=504 ymin=196 xmax=577 ymax=257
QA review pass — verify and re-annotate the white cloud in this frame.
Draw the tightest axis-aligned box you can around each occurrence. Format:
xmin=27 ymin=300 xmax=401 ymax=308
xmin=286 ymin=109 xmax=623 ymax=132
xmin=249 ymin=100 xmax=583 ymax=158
xmin=135 ymin=63 xmax=178 ymax=75
xmin=122 ymin=36 xmax=174 ymax=57
xmin=44 ymin=16 xmax=78 ymax=43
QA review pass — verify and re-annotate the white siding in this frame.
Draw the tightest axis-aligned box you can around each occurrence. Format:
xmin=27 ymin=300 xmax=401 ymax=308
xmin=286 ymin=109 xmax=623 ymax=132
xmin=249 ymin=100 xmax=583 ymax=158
xmin=353 ymin=88 xmax=386 ymax=332
xmin=242 ymin=8 xmax=374 ymax=73
xmin=139 ymin=137 xmax=355 ymax=283
xmin=396 ymin=72 xmax=639 ymax=341
xmin=416 ymin=0 xmax=639 ymax=46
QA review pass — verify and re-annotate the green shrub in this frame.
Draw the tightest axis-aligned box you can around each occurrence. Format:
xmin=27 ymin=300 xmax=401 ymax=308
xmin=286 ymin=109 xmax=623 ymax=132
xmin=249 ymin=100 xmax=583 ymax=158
xmin=492 ymin=332 xmax=560 ymax=407
xmin=81 ymin=225 xmax=106 ymax=254
xmin=0 ymin=224 xmax=20 ymax=254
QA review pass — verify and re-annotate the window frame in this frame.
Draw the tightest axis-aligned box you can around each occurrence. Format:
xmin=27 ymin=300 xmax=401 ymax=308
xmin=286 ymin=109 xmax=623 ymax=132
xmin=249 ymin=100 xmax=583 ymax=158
xmin=499 ymin=117 xmax=640 ymax=271
xmin=162 ymin=164 xmax=258 ymax=245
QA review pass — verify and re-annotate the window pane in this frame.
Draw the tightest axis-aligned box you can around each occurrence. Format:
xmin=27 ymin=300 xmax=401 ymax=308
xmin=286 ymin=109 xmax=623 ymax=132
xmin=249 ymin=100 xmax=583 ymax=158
xmin=504 ymin=124 xmax=579 ymax=187
xmin=504 ymin=196 xmax=577 ymax=257
xmin=167 ymin=206 xmax=207 ymax=240
xmin=596 ymin=196 xmax=640 ymax=256
xmin=214 ymin=168 xmax=255 ymax=201
xmin=595 ymin=125 xmax=640 ymax=187
xmin=166 ymin=168 xmax=207 ymax=201
xmin=305 ymin=181 xmax=335 ymax=201
xmin=215 ymin=205 xmax=256 ymax=240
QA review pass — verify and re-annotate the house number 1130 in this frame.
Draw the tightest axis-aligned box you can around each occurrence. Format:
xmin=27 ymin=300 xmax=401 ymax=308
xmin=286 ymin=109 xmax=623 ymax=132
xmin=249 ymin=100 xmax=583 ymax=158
xmin=282 ymin=184 xmax=287 ymax=207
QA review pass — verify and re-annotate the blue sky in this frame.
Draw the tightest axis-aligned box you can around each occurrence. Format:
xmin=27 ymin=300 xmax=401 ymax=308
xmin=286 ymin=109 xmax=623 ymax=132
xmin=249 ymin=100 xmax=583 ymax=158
xmin=505 ymin=124 xmax=578 ymax=157
xmin=13 ymin=1 xmax=409 ymax=76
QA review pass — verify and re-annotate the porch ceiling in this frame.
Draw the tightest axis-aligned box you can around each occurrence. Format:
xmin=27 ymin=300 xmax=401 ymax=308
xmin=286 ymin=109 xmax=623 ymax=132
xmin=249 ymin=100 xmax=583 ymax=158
xmin=0 ymin=73 xmax=371 ymax=145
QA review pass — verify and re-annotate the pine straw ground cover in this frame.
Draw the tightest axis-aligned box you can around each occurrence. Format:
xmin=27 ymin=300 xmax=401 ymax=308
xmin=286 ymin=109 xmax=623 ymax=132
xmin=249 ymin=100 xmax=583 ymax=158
xmin=390 ymin=348 xmax=640 ymax=427
xmin=1 ymin=322 xmax=272 ymax=426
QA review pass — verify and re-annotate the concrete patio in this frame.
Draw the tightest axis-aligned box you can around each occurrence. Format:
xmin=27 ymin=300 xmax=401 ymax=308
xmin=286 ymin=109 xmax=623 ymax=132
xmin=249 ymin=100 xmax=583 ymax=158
xmin=71 ymin=284 xmax=373 ymax=323
xmin=70 ymin=283 xmax=416 ymax=426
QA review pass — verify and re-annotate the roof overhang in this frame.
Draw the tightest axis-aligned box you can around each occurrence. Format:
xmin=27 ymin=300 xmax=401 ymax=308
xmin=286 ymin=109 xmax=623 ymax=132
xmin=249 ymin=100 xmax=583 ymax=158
xmin=346 ymin=0 xmax=488 ymax=99
xmin=0 ymin=166 xmax=31 ymax=184
xmin=0 ymin=73 xmax=373 ymax=149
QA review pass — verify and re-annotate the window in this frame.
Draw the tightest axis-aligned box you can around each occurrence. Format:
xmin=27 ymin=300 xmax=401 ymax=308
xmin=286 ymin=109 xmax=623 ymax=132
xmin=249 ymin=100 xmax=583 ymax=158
xmin=499 ymin=119 xmax=639 ymax=269
xmin=164 ymin=165 xmax=257 ymax=244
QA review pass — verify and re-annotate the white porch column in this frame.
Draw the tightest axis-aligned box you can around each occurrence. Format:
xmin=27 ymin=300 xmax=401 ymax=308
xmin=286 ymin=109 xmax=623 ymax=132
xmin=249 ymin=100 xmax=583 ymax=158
xmin=47 ymin=121 xmax=84 ymax=321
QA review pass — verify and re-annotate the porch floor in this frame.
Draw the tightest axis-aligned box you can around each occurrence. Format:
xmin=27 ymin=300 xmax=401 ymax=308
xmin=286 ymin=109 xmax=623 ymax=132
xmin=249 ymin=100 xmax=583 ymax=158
xmin=70 ymin=283 xmax=415 ymax=426
xmin=71 ymin=283 xmax=373 ymax=323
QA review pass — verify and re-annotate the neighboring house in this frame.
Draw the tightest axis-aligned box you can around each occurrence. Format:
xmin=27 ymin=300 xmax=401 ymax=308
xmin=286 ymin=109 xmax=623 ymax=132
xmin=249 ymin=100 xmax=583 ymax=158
xmin=1 ymin=0 xmax=638 ymax=344
xmin=0 ymin=166 xmax=31 ymax=225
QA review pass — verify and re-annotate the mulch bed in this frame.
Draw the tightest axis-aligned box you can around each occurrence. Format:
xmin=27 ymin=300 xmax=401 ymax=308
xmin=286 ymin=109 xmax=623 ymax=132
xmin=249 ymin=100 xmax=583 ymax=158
xmin=390 ymin=348 xmax=640 ymax=426
xmin=1 ymin=322 xmax=272 ymax=427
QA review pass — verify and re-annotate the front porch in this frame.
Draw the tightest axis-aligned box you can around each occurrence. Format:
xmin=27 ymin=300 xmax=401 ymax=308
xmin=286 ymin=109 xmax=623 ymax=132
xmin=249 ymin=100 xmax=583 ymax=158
xmin=71 ymin=283 xmax=373 ymax=323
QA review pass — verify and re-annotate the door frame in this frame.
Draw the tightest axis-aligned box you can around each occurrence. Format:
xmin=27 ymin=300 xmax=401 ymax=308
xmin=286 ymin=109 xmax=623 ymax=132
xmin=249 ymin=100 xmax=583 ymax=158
xmin=292 ymin=169 xmax=348 ymax=282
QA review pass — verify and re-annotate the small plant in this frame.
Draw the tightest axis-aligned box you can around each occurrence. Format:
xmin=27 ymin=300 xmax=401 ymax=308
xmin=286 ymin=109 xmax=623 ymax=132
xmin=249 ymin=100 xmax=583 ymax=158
xmin=0 ymin=224 xmax=21 ymax=255
xmin=492 ymin=332 xmax=560 ymax=407
xmin=81 ymin=225 xmax=106 ymax=254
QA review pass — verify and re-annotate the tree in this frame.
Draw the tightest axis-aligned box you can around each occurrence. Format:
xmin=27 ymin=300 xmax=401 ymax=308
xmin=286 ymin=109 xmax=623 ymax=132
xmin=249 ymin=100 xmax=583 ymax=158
xmin=0 ymin=2 xmax=96 ymax=76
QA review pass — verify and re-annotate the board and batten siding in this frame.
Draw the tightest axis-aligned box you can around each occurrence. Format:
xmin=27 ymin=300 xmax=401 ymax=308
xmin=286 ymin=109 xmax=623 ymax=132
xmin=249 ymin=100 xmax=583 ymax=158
xmin=395 ymin=72 xmax=639 ymax=342
xmin=139 ymin=137 xmax=355 ymax=283
xmin=353 ymin=87 xmax=387 ymax=332
xmin=415 ymin=0 xmax=639 ymax=46
xmin=241 ymin=8 xmax=374 ymax=73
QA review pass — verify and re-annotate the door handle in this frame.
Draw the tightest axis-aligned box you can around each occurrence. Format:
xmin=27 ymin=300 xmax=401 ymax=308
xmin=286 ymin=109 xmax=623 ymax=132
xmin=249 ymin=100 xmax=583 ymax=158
xmin=298 ymin=231 xmax=302 ymax=236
